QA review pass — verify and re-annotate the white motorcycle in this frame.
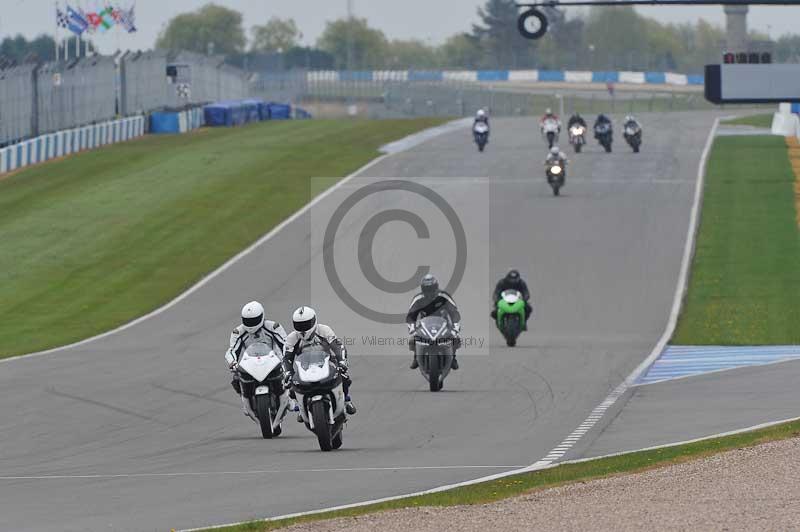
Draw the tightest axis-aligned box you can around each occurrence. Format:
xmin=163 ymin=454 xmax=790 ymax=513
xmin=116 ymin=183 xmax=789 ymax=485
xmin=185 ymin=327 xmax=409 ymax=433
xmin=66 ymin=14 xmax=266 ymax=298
xmin=292 ymin=349 xmax=347 ymax=451
xmin=542 ymin=118 xmax=560 ymax=149
xmin=236 ymin=342 xmax=291 ymax=439
xmin=473 ymin=122 xmax=490 ymax=152
xmin=568 ymin=125 xmax=586 ymax=153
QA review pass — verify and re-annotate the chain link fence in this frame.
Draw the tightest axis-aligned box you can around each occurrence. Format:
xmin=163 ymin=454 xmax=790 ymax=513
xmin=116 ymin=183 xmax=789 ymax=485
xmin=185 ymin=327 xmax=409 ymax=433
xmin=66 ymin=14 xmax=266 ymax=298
xmin=0 ymin=64 xmax=36 ymax=145
xmin=249 ymin=75 xmax=722 ymax=119
xmin=381 ymin=81 xmax=717 ymax=118
xmin=0 ymin=51 xmax=249 ymax=147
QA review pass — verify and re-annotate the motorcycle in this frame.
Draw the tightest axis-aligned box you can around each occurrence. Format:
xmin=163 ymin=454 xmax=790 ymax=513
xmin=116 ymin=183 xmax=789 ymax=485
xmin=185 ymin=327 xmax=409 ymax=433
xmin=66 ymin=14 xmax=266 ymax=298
xmin=292 ymin=349 xmax=347 ymax=451
xmin=411 ymin=312 xmax=458 ymax=392
xmin=568 ymin=124 xmax=586 ymax=153
xmin=473 ymin=122 xmax=490 ymax=152
xmin=546 ymin=159 xmax=566 ymax=196
xmin=624 ymin=123 xmax=642 ymax=153
xmin=236 ymin=342 xmax=291 ymax=439
xmin=594 ymin=122 xmax=613 ymax=153
xmin=495 ymin=290 xmax=526 ymax=347
xmin=541 ymin=118 xmax=560 ymax=149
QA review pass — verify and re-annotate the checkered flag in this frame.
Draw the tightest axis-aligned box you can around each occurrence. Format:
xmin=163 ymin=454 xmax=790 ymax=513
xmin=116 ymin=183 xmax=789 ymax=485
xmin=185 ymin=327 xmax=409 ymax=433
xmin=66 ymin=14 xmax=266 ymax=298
xmin=56 ymin=7 xmax=69 ymax=30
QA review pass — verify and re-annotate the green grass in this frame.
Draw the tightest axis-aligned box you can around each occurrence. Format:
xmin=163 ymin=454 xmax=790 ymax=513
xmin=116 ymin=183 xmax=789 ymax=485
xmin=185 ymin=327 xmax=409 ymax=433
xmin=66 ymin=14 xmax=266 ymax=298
xmin=0 ymin=118 xmax=445 ymax=358
xmin=211 ymin=418 xmax=800 ymax=531
xmin=721 ymin=113 xmax=774 ymax=128
xmin=672 ymin=136 xmax=800 ymax=344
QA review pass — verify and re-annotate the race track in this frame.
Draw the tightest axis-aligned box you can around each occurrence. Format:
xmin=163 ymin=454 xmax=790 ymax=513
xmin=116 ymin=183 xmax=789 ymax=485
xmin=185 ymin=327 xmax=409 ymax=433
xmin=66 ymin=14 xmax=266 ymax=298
xmin=0 ymin=112 xmax=717 ymax=531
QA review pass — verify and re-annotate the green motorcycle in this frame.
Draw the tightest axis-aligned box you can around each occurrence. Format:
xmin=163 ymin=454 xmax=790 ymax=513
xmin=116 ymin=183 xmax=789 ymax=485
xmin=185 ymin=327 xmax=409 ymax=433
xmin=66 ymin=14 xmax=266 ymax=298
xmin=495 ymin=289 xmax=526 ymax=346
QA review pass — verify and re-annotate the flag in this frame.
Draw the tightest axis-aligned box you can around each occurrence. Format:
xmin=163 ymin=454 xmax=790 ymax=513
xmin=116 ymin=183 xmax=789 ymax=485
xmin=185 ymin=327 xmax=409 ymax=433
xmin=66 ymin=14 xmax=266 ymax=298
xmin=99 ymin=6 xmax=115 ymax=29
xmin=66 ymin=5 xmax=89 ymax=35
xmin=86 ymin=12 xmax=103 ymax=30
xmin=117 ymin=4 xmax=137 ymax=33
xmin=56 ymin=7 xmax=69 ymax=30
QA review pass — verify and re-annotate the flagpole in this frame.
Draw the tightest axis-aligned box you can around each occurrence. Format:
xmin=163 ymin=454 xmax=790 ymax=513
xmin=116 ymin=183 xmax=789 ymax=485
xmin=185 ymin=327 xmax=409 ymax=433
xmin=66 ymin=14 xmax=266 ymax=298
xmin=55 ymin=1 xmax=60 ymax=61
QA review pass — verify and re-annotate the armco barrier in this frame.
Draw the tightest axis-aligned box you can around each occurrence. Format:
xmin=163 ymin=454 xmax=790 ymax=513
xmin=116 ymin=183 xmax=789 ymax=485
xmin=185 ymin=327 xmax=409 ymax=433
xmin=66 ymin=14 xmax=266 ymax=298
xmin=0 ymin=116 xmax=145 ymax=175
xmin=310 ymin=69 xmax=704 ymax=86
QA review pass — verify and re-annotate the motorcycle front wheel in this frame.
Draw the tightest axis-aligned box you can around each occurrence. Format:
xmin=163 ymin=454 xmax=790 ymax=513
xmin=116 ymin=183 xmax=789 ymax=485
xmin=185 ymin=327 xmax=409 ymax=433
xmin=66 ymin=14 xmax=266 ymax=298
xmin=255 ymin=394 xmax=280 ymax=439
xmin=428 ymin=357 xmax=443 ymax=392
xmin=310 ymin=401 xmax=333 ymax=451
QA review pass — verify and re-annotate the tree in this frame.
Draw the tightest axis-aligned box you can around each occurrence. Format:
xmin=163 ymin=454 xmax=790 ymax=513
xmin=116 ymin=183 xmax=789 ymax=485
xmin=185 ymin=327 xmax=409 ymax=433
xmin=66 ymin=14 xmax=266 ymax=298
xmin=317 ymin=18 xmax=388 ymax=70
xmin=385 ymin=40 xmax=440 ymax=69
xmin=155 ymin=3 xmax=246 ymax=56
xmin=775 ymin=34 xmax=800 ymax=62
xmin=251 ymin=17 xmax=302 ymax=53
xmin=472 ymin=0 xmax=537 ymax=69
xmin=0 ymin=34 xmax=56 ymax=63
xmin=440 ymin=33 xmax=482 ymax=69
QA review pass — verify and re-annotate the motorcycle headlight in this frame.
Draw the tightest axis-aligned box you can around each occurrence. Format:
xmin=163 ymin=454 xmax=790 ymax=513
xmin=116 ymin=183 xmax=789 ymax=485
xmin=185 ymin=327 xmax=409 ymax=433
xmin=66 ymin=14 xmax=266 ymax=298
xmin=550 ymin=166 xmax=562 ymax=175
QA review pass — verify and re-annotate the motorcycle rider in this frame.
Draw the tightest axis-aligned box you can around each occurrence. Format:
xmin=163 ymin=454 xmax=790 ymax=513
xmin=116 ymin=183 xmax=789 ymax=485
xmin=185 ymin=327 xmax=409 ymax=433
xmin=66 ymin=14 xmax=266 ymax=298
xmin=491 ymin=269 xmax=533 ymax=329
xmin=594 ymin=113 xmax=613 ymax=136
xmin=567 ymin=112 xmax=587 ymax=130
xmin=623 ymin=114 xmax=641 ymax=134
xmin=545 ymin=146 xmax=567 ymax=167
xmin=474 ymin=108 xmax=489 ymax=127
xmin=283 ymin=306 xmax=356 ymax=416
xmin=407 ymin=274 xmax=462 ymax=370
xmin=224 ymin=301 xmax=288 ymax=408
xmin=539 ymin=108 xmax=561 ymax=132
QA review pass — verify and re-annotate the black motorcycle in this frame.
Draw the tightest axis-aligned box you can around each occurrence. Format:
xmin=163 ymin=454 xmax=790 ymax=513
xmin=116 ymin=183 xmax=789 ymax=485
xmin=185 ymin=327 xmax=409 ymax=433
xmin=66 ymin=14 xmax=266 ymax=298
xmin=624 ymin=123 xmax=642 ymax=153
xmin=411 ymin=313 xmax=458 ymax=392
xmin=594 ymin=122 xmax=613 ymax=153
xmin=546 ymin=160 xmax=566 ymax=196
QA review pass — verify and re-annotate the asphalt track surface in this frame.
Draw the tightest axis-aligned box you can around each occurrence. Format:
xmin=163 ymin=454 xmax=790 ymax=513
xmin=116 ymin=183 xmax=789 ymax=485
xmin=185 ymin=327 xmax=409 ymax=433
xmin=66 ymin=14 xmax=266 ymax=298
xmin=584 ymin=359 xmax=800 ymax=458
xmin=0 ymin=112 xmax=716 ymax=532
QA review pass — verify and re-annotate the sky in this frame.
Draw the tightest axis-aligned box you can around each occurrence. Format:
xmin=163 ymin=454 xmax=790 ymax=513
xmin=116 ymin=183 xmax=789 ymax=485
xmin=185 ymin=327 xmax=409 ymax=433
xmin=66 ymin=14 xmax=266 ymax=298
xmin=2 ymin=0 xmax=799 ymax=54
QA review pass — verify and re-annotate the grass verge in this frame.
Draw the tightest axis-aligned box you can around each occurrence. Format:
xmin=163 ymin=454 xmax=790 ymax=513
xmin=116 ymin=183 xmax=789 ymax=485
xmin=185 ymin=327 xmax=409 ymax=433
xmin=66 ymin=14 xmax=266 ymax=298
xmin=672 ymin=135 xmax=800 ymax=344
xmin=0 ymin=118 xmax=445 ymax=357
xmin=210 ymin=418 xmax=800 ymax=531
xmin=721 ymin=113 xmax=773 ymax=128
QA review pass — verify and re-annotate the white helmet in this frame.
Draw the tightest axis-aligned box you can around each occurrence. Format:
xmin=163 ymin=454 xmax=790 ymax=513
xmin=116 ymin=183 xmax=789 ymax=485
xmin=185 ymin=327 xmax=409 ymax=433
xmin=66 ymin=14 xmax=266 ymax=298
xmin=550 ymin=146 xmax=560 ymax=155
xmin=545 ymin=108 xmax=552 ymax=115
xmin=477 ymin=109 xmax=486 ymax=118
xmin=241 ymin=301 xmax=265 ymax=334
xmin=292 ymin=306 xmax=318 ymax=340
xmin=625 ymin=115 xmax=634 ymax=122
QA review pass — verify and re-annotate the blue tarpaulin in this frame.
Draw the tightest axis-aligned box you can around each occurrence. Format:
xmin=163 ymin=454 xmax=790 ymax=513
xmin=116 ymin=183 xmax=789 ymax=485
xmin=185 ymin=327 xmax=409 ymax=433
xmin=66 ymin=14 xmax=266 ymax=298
xmin=204 ymin=101 xmax=246 ymax=127
xmin=257 ymin=102 xmax=271 ymax=120
xmin=203 ymin=100 xmax=302 ymax=126
xmin=267 ymin=102 xmax=292 ymax=120
xmin=242 ymin=99 xmax=262 ymax=123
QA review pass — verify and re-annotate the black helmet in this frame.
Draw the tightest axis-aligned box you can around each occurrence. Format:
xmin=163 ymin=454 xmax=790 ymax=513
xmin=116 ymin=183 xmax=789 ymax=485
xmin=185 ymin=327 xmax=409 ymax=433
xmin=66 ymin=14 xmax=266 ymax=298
xmin=506 ymin=269 xmax=520 ymax=281
xmin=420 ymin=274 xmax=439 ymax=297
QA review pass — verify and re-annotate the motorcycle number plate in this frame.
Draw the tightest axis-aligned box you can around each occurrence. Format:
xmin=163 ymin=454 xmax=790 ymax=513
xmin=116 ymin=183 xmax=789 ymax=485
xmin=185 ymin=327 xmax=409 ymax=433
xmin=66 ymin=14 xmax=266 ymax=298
xmin=255 ymin=386 xmax=270 ymax=395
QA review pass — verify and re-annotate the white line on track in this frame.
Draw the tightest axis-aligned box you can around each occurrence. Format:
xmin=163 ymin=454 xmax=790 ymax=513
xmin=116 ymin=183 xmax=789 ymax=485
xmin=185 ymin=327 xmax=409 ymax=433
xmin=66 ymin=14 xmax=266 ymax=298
xmin=526 ymin=116 xmax=721 ymax=466
xmin=0 ymin=464 xmax=525 ymax=481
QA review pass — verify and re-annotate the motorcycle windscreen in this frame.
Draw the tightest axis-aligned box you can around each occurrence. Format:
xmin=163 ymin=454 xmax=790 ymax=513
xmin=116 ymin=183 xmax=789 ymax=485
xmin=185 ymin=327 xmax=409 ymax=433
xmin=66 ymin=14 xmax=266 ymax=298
xmin=294 ymin=350 xmax=333 ymax=383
